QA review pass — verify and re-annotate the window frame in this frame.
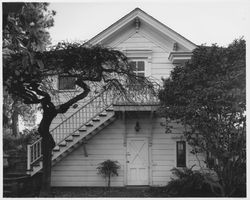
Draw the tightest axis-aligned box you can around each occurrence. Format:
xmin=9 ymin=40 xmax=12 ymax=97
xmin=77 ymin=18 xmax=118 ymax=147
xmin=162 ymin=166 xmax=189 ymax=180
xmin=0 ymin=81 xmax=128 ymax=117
xmin=128 ymin=59 xmax=146 ymax=77
xmin=58 ymin=75 xmax=76 ymax=91
xmin=176 ymin=141 xmax=186 ymax=167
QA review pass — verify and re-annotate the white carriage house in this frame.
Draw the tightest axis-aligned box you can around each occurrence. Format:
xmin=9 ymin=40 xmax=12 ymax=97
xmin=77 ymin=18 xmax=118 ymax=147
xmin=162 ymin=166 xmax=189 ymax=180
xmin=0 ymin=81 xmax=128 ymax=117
xmin=27 ymin=8 xmax=206 ymax=187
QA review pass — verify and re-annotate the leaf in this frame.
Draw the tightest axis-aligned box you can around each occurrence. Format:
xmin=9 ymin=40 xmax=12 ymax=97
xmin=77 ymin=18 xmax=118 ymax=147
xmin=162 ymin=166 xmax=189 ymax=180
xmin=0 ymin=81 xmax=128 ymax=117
xmin=15 ymin=70 xmax=20 ymax=76
xmin=37 ymin=59 xmax=44 ymax=69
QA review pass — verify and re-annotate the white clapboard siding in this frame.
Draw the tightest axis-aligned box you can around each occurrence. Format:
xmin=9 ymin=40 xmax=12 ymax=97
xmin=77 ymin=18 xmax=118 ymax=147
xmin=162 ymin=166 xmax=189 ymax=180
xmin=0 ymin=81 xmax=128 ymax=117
xmin=51 ymin=119 xmax=125 ymax=187
xmin=115 ymin=32 xmax=174 ymax=82
xmin=51 ymin=111 xmax=206 ymax=187
xmin=151 ymin=117 xmax=184 ymax=186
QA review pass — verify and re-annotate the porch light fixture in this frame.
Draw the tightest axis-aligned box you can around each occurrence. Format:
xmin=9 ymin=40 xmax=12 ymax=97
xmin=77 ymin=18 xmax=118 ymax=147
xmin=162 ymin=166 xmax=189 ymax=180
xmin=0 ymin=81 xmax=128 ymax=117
xmin=135 ymin=121 xmax=141 ymax=132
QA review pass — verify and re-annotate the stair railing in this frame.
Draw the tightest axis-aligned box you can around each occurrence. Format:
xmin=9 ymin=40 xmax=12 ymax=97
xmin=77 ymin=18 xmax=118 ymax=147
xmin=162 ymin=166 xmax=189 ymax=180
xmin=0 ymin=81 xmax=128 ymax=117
xmin=51 ymin=89 xmax=114 ymax=144
xmin=27 ymin=89 xmax=115 ymax=171
xmin=27 ymin=138 xmax=42 ymax=171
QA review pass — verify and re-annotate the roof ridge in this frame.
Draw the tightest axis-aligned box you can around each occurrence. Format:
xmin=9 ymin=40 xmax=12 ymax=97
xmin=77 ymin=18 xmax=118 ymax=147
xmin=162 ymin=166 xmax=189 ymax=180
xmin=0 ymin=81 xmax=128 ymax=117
xmin=88 ymin=7 xmax=196 ymax=48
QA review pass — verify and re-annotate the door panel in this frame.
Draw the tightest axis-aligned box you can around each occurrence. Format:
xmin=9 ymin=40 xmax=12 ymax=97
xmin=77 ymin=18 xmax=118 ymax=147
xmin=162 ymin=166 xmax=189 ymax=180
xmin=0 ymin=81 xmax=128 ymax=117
xmin=127 ymin=138 xmax=149 ymax=185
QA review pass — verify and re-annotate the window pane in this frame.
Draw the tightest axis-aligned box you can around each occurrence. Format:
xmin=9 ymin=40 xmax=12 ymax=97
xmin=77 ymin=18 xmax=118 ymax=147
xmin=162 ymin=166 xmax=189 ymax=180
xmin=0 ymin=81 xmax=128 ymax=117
xmin=177 ymin=141 xmax=186 ymax=167
xmin=137 ymin=72 xmax=145 ymax=77
xmin=129 ymin=61 xmax=136 ymax=71
xmin=137 ymin=61 xmax=145 ymax=71
xmin=59 ymin=76 xmax=75 ymax=90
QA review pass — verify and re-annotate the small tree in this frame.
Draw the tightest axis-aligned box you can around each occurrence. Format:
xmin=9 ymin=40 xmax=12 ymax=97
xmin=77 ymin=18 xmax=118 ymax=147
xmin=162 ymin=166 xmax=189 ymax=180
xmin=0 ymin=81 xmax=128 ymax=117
xmin=97 ymin=160 xmax=120 ymax=189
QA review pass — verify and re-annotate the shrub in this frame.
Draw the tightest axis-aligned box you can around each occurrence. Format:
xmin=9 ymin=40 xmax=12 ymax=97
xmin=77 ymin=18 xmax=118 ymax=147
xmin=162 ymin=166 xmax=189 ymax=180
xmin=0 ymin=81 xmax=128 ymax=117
xmin=97 ymin=160 xmax=120 ymax=189
xmin=3 ymin=128 xmax=40 ymax=154
xmin=166 ymin=166 xmax=218 ymax=197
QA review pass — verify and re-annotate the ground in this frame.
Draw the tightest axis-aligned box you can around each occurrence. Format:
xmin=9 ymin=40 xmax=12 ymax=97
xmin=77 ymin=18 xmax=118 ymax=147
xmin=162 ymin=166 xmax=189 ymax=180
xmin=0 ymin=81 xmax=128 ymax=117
xmin=51 ymin=187 xmax=169 ymax=197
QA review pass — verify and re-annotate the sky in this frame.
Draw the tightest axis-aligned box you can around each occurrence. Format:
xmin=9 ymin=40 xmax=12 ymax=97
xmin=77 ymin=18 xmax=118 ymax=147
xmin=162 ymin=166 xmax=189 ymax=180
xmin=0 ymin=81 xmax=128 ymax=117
xmin=48 ymin=0 xmax=250 ymax=47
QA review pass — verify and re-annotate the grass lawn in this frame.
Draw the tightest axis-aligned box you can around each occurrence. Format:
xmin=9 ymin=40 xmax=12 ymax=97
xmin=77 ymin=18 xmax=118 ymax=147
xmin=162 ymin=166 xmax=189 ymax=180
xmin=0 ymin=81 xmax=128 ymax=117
xmin=51 ymin=187 xmax=169 ymax=197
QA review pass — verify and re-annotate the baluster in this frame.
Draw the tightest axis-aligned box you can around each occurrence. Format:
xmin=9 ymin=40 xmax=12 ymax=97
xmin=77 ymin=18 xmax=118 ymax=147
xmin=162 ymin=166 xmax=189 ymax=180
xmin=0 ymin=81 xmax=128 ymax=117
xmin=27 ymin=145 xmax=31 ymax=170
xmin=38 ymin=141 xmax=41 ymax=157
xmin=36 ymin=143 xmax=38 ymax=160
xmin=33 ymin=145 xmax=35 ymax=163
xmin=34 ymin=143 xmax=37 ymax=160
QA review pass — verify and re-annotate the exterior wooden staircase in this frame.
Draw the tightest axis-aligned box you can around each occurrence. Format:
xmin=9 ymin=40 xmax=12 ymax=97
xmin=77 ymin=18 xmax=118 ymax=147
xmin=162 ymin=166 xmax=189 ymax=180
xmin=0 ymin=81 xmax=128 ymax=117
xmin=26 ymin=83 xmax=159 ymax=176
xmin=26 ymin=90 xmax=116 ymax=176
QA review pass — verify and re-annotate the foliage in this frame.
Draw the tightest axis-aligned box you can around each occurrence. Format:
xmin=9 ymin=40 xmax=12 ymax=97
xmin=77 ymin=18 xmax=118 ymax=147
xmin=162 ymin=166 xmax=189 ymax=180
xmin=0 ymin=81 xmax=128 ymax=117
xmin=97 ymin=160 xmax=120 ymax=188
xmin=3 ymin=128 xmax=40 ymax=153
xmin=3 ymin=94 xmax=38 ymax=135
xmin=165 ymin=167 xmax=218 ymax=197
xmin=159 ymin=39 xmax=246 ymax=197
xmin=3 ymin=3 xmax=55 ymax=135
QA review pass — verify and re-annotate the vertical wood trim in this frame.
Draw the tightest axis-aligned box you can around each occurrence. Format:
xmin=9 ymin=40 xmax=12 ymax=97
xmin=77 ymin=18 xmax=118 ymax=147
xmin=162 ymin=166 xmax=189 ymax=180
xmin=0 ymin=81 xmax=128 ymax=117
xmin=122 ymin=111 xmax=127 ymax=186
xmin=149 ymin=111 xmax=154 ymax=185
xmin=27 ymin=145 xmax=31 ymax=170
xmin=147 ymin=55 xmax=152 ymax=77
xmin=123 ymin=111 xmax=127 ymax=147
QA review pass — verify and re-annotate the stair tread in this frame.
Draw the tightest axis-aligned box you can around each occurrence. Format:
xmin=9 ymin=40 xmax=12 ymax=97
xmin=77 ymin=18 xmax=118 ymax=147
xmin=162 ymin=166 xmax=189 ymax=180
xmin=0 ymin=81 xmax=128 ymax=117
xmin=53 ymin=146 xmax=60 ymax=151
xmin=92 ymin=117 xmax=100 ymax=121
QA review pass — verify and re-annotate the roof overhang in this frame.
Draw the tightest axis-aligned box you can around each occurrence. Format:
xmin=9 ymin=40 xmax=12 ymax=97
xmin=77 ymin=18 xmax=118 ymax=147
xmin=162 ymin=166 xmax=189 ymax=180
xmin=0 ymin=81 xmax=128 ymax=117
xmin=168 ymin=51 xmax=193 ymax=65
xmin=88 ymin=8 xmax=197 ymax=51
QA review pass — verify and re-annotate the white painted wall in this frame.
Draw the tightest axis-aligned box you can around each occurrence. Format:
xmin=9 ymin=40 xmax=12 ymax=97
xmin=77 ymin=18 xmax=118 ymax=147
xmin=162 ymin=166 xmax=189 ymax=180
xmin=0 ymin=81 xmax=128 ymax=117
xmin=51 ymin=112 xmax=205 ymax=187
xmin=115 ymin=31 xmax=174 ymax=83
xmin=51 ymin=118 xmax=125 ymax=187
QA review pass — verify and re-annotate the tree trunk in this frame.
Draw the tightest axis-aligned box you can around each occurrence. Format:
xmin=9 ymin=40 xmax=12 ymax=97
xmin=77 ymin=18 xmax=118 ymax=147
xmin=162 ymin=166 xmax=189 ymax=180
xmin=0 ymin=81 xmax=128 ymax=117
xmin=11 ymin=108 xmax=19 ymax=136
xmin=38 ymin=108 xmax=56 ymax=197
xmin=35 ymin=83 xmax=90 ymax=196
xmin=108 ymin=173 xmax=111 ymax=191
xmin=39 ymin=133 xmax=54 ymax=197
xmin=12 ymin=97 xmax=19 ymax=136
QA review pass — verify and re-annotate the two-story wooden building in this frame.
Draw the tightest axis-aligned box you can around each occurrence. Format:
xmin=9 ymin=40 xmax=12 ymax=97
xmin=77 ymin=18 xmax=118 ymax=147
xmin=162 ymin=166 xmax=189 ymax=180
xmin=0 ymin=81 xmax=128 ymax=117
xmin=27 ymin=8 xmax=206 ymax=187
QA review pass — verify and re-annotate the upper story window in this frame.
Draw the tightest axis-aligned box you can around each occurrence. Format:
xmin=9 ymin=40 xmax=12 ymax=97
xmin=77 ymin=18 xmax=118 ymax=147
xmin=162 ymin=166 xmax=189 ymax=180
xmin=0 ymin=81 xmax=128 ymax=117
xmin=129 ymin=60 xmax=145 ymax=77
xmin=176 ymin=141 xmax=186 ymax=167
xmin=58 ymin=75 xmax=76 ymax=90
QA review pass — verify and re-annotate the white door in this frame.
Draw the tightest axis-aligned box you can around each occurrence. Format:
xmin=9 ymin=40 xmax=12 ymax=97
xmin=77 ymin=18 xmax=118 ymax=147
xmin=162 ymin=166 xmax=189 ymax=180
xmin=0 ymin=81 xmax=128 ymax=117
xmin=127 ymin=138 xmax=149 ymax=185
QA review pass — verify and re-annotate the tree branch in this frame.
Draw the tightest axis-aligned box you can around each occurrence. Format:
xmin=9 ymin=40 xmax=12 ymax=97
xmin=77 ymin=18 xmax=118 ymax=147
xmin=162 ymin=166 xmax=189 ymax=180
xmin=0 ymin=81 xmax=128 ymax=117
xmin=56 ymin=79 xmax=90 ymax=114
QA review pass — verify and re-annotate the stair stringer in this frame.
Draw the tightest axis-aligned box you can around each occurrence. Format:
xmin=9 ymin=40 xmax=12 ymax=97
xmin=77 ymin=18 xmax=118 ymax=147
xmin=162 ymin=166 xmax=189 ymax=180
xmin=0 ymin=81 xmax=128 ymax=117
xmin=28 ymin=110 xmax=116 ymax=176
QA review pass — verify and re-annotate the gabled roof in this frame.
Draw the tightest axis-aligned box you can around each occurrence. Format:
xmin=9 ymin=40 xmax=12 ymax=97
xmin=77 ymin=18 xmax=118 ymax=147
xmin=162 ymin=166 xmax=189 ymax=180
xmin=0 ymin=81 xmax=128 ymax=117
xmin=88 ymin=8 xmax=197 ymax=51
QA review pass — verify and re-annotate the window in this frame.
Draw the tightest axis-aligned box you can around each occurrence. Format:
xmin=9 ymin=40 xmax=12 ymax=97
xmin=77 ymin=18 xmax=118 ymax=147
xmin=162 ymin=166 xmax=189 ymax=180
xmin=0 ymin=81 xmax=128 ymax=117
xmin=129 ymin=60 xmax=145 ymax=77
xmin=58 ymin=76 xmax=76 ymax=90
xmin=176 ymin=141 xmax=186 ymax=167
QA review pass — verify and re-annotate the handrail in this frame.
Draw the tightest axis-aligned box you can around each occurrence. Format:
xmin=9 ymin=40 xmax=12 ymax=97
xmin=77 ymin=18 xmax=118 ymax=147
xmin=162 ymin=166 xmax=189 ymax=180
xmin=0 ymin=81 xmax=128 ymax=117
xmin=51 ymin=89 xmax=114 ymax=144
xmin=50 ymin=89 xmax=107 ymax=133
